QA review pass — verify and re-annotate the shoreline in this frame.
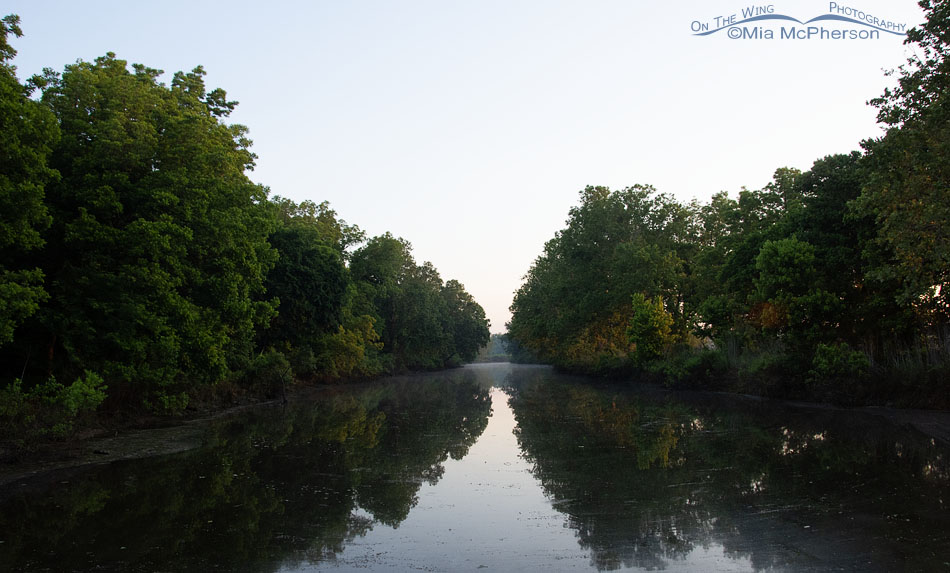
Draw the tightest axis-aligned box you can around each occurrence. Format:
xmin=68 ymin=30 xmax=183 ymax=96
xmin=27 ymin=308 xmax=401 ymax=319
xmin=2 ymin=365 xmax=950 ymax=490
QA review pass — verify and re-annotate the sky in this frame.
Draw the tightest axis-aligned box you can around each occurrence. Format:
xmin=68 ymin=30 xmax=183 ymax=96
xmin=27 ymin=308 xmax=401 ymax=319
xmin=5 ymin=1 xmax=927 ymax=332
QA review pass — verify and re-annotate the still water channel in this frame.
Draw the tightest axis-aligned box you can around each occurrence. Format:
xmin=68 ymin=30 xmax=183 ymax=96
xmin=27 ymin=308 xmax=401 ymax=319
xmin=1 ymin=363 xmax=948 ymax=571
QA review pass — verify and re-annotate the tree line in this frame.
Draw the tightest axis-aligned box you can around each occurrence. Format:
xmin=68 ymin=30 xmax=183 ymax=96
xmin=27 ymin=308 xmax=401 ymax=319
xmin=0 ymin=15 xmax=489 ymax=441
xmin=508 ymin=1 xmax=950 ymax=406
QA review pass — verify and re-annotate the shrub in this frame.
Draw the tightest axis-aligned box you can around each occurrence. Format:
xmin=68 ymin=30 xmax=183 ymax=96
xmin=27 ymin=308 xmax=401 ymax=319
xmin=0 ymin=371 xmax=107 ymax=445
xmin=628 ymin=294 xmax=675 ymax=365
xmin=809 ymin=343 xmax=870 ymax=381
xmin=144 ymin=391 xmax=190 ymax=415
xmin=242 ymin=350 xmax=293 ymax=398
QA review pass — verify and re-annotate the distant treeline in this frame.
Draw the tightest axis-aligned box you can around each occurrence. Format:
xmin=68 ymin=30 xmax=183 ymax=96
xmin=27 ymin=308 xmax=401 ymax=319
xmin=507 ymin=1 xmax=950 ymax=407
xmin=0 ymin=15 xmax=489 ymax=441
xmin=474 ymin=333 xmax=511 ymax=362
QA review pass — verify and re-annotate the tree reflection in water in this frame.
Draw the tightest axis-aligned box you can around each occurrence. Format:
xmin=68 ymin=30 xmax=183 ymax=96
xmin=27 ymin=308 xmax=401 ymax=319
xmin=503 ymin=367 xmax=950 ymax=571
xmin=0 ymin=370 xmax=491 ymax=572
xmin=1 ymin=364 xmax=948 ymax=572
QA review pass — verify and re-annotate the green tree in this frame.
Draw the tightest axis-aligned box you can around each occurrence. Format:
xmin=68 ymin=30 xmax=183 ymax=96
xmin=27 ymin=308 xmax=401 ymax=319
xmin=440 ymin=279 xmax=490 ymax=364
xmin=858 ymin=0 xmax=950 ymax=324
xmin=9 ymin=54 xmax=277 ymax=406
xmin=393 ymin=261 xmax=450 ymax=370
xmin=262 ymin=196 xmax=385 ymax=379
xmin=271 ymin=197 xmax=365 ymax=257
xmin=508 ymin=185 xmax=692 ymax=370
xmin=0 ymin=15 xmax=58 ymax=347
xmin=262 ymin=203 xmax=349 ymax=353
xmin=628 ymin=293 xmax=675 ymax=365
xmin=752 ymin=237 xmax=839 ymax=349
xmin=351 ymin=234 xmax=487 ymax=371
xmin=350 ymin=233 xmax=415 ymax=361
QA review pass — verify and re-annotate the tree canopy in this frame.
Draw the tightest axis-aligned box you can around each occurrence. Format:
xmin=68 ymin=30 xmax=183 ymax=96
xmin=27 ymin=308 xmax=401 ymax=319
xmin=507 ymin=1 xmax=950 ymax=406
xmin=0 ymin=17 xmax=491 ymax=439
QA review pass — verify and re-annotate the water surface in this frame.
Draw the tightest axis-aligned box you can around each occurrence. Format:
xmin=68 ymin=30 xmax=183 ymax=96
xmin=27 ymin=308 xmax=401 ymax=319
xmin=0 ymin=363 xmax=947 ymax=571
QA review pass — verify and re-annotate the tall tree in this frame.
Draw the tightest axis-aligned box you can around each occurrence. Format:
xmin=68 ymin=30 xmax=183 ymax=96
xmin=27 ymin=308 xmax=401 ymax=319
xmin=9 ymin=54 xmax=277 ymax=405
xmin=859 ymin=0 xmax=950 ymax=324
xmin=0 ymin=14 xmax=58 ymax=348
xmin=350 ymin=234 xmax=488 ymax=371
xmin=350 ymin=233 xmax=415 ymax=360
xmin=508 ymin=185 xmax=691 ymax=370
xmin=440 ymin=279 xmax=490 ymax=365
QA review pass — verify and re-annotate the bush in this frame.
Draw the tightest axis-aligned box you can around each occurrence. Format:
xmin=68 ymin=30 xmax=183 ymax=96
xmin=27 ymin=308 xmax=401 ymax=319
xmin=242 ymin=351 xmax=293 ymax=398
xmin=806 ymin=343 xmax=871 ymax=404
xmin=736 ymin=348 xmax=788 ymax=380
xmin=0 ymin=371 xmax=107 ymax=445
xmin=809 ymin=343 xmax=870 ymax=381
xmin=645 ymin=348 xmax=730 ymax=386
xmin=144 ymin=391 xmax=190 ymax=415
xmin=628 ymin=294 xmax=675 ymax=365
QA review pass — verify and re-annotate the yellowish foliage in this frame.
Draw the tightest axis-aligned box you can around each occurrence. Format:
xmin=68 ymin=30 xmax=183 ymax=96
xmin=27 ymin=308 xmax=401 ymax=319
xmin=563 ymin=306 xmax=636 ymax=366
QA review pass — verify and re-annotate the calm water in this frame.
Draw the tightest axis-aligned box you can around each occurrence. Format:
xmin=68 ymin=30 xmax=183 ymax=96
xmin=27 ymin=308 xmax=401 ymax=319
xmin=1 ymin=363 xmax=948 ymax=571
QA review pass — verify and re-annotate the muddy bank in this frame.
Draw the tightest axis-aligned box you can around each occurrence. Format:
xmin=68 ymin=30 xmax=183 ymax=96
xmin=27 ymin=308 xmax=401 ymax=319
xmin=2 ymin=377 xmax=950 ymax=491
xmin=0 ymin=378 xmax=395 ymax=489
xmin=0 ymin=396 xmax=292 ymax=489
xmin=856 ymin=406 xmax=950 ymax=445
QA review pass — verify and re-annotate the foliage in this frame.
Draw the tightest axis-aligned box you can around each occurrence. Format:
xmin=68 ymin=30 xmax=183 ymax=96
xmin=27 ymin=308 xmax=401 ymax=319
xmin=0 ymin=16 xmax=493 ymax=443
xmin=809 ymin=342 xmax=870 ymax=382
xmin=0 ymin=371 xmax=106 ymax=443
xmin=0 ymin=15 xmax=57 ymax=347
xmin=351 ymin=234 xmax=489 ymax=371
xmin=508 ymin=185 xmax=691 ymax=371
xmin=239 ymin=350 xmax=292 ymax=399
xmin=858 ymin=0 xmax=950 ymax=324
xmin=627 ymin=294 xmax=675 ymax=365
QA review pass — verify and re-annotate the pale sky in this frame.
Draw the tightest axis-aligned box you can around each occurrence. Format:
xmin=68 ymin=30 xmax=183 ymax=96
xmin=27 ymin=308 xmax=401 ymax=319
xmin=5 ymin=1 xmax=926 ymax=332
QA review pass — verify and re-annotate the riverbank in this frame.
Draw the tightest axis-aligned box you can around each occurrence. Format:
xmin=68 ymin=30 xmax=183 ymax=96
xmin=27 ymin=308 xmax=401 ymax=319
xmin=525 ymin=345 xmax=950 ymax=412
xmin=0 ymin=382 xmax=353 ymax=488
xmin=0 ymin=366 xmax=489 ymax=487
xmin=3 ymin=364 xmax=950 ymax=493
xmin=0 ymin=398 xmax=274 ymax=489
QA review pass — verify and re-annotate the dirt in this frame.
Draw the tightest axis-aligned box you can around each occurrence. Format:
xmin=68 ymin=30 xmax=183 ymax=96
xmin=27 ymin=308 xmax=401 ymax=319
xmin=0 ymin=397 xmax=285 ymax=488
xmin=856 ymin=406 xmax=950 ymax=445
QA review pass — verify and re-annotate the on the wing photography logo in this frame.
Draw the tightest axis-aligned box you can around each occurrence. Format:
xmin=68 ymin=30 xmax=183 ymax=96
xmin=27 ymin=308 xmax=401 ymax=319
xmin=691 ymin=2 xmax=907 ymax=40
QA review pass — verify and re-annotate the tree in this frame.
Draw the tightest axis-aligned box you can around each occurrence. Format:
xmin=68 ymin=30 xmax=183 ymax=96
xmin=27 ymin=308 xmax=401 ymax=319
xmin=858 ymin=0 xmax=950 ymax=324
xmin=350 ymin=234 xmax=488 ymax=371
xmin=350 ymin=233 xmax=415 ymax=359
xmin=395 ymin=261 xmax=451 ymax=370
xmin=262 ymin=221 xmax=348 ymax=352
xmin=7 ymin=54 xmax=277 ymax=406
xmin=261 ymin=196 xmax=384 ymax=379
xmin=508 ymin=185 xmax=691 ymax=371
xmin=628 ymin=293 xmax=675 ymax=365
xmin=270 ymin=197 xmax=364 ymax=257
xmin=0 ymin=14 xmax=58 ymax=347
xmin=440 ymin=279 xmax=490 ymax=365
